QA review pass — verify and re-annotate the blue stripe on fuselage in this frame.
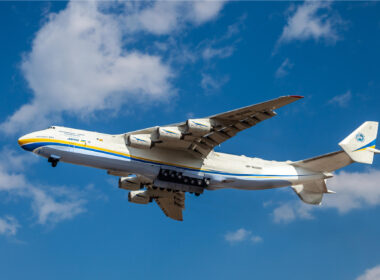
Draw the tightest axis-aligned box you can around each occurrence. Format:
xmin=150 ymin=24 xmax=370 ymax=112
xmin=21 ymin=141 xmax=304 ymax=178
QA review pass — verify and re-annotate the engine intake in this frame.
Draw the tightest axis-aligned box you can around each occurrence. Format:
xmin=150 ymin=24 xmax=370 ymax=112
xmin=119 ymin=175 xmax=142 ymax=191
xmin=156 ymin=127 xmax=182 ymax=141
xmin=128 ymin=190 xmax=150 ymax=204
xmin=186 ymin=119 xmax=212 ymax=135
xmin=126 ymin=134 xmax=152 ymax=149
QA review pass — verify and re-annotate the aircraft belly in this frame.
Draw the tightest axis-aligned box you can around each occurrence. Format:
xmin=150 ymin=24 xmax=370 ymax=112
xmin=206 ymin=177 xmax=292 ymax=190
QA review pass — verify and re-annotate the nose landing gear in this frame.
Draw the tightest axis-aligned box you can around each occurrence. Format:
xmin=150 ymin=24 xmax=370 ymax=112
xmin=48 ymin=156 xmax=60 ymax=167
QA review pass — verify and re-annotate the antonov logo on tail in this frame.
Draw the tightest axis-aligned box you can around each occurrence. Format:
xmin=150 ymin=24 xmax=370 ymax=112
xmin=356 ymin=133 xmax=365 ymax=142
xmin=17 ymin=96 xmax=380 ymax=221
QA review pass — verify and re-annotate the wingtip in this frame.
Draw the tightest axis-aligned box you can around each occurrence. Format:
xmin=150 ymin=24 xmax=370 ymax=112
xmin=290 ymin=95 xmax=304 ymax=99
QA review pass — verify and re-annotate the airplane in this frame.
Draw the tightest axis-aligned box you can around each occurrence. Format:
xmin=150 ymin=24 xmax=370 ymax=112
xmin=17 ymin=96 xmax=380 ymax=221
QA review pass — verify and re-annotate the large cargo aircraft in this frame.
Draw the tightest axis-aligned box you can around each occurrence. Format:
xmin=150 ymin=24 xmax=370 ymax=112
xmin=18 ymin=96 xmax=379 ymax=221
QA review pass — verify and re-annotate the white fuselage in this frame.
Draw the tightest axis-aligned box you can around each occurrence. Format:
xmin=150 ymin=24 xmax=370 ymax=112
xmin=18 ymin=126 xmax=326 ymax=191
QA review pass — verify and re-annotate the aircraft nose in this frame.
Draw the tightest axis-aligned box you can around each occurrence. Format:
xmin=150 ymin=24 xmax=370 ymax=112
xmin=18 ymin=134 xmax=33 ymax=151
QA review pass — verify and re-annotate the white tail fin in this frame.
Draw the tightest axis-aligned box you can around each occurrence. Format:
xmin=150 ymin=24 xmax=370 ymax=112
xmin=339 ymin=121 xmax=378 ymax=164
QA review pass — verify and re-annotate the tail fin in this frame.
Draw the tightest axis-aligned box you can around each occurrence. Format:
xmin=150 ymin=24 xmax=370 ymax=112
xmin=339 ymin=121 xmax=378 ymax=164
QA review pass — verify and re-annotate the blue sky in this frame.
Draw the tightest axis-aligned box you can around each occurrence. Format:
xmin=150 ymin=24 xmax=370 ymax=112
xmin=1 ymin=1 xmax=380 ymax=279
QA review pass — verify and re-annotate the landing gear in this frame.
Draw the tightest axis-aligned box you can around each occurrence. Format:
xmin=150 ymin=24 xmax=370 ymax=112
xmin=48 ymin=157 xmax=59 ymax=168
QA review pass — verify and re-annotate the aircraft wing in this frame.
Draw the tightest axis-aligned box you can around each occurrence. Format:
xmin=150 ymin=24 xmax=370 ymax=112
xmin=125 ymin=95 xmax=303 ymax=157
xmin=154 ymin=191 xmax=185 ymax=221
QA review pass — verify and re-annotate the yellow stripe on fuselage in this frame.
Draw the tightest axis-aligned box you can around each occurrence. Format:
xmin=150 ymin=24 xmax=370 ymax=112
xmin=18 ymin=138 xmax=214 ymax=173
xmin=18 ymin=138 xmax=292 ymax=178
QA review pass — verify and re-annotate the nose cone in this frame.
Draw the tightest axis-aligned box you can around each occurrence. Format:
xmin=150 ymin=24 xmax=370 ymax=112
xmin=18 ymin=134 xmax=34 ymax=151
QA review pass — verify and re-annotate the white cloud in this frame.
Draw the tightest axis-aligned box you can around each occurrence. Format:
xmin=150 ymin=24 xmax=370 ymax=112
xmin=1 ymin=1 xmax=227 ymax=135
xmin=324 ymin=169 xmax=380 ymax=213
xmin=29 ymin=186 xmax=86 ymax=225
xmin=124 ymin=1 xmax=226 ymax=35
xmin=0 ymin=216 xmax=20 ymax=236
xmin=250 ymin=235 xmax=263 ymax=243
xmin=201 ymin=73 xmax=229 ymax=92
xmin=0 ymin=148 xmax=37 ymax=172
xmin=328 ymin=91 xmax=352 ymax=107
xmin=224 ymin=228 xmax=262 ymax=244
xmin=272 ymin=202 xmax=314 ymax=224
xmin=0 ymin=151 xmax=87 ymax=226
xmin=356 ymin=264 xmax=380 ymax=280
xmin=279 ymin=2 xmax=342 ymax=44
xmin=202 ymin=46 xmax=234 ymax=60
xmin=271 ymin=169 xmax=380 ymax=223
xmin=275 ymin=58 xmax=294 ymax=78
xmin=190 ymin=1 xmax=226 ymax=25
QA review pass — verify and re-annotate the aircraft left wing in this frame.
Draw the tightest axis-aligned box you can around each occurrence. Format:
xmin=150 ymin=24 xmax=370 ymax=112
xmin=124 ymin=95 xmax=303 ymax=157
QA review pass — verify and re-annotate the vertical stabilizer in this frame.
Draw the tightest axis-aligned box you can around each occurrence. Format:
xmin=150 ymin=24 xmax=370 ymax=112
xmin=339 ymin=121 xmax=378 ymax=164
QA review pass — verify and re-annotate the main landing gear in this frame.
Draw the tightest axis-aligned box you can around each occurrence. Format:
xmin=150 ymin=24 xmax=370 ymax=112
xmin=48 ymin=156 xmax=60 ymax=167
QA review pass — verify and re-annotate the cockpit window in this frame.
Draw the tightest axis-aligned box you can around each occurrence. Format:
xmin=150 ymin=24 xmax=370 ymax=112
xmin=49 ymin=126 xmax=56 ymax=129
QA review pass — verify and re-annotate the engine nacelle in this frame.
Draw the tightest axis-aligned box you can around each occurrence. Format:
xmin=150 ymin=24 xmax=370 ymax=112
xmin=119 ymin=175 xmax=142 ymax=191
xmin=128 ymin=190 xmax=150 ymax=204
xmin=156 ymin=127 xmax=182 ymax=141
xmin=186 ymin=119 xmax=212 ymax=135
xmin=126 ymin=134 xmax=152 ymax=149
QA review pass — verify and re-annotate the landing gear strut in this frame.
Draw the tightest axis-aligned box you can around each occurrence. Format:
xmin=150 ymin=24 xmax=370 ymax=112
xmin=48 ymin=157 xmax=59 ymax=167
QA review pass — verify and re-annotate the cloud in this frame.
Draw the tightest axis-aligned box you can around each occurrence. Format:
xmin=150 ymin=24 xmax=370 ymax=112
xmin=0 ymin=147 xmax=37 ymax=171
xmin=328 ymin=91 xmax=352 ymax=107
xmin=250 ymin=235 xmax=263 ymax=243
xmin=278 ymin=2 xmax=342 ymax=44
xmin=29 ymin=186 xmax=86 ymax=225
xmin=323 ymin=169 xmax=380 ymax=213
xmin=202 ymin=46 xmax=234 ymax=60
xmin=224 ymin=228 xmax=262 ymax=244
xmin=124 ymin=1 xmax=226 ymax=35
xmin=356 ymin=264 xmax=380 ymax=280
xmin=1 ymin=1 xmax=227 ymax=135
xmin=275 ymin=58 xmax=294 ymax=78
xmin=272 ymin=202 xmax=314 ymax=224
xmin=0 ymin=216 xmax=20 ymax=236
xmin=201 ymin=73 xmax=229 ymax=92
xmin=190 ymin=1 xmax=226 ymax=25
xmin=271 ymin=169 xmax=380 ymax=223
xmin=0 ymin=150 xmax=87 ymax=227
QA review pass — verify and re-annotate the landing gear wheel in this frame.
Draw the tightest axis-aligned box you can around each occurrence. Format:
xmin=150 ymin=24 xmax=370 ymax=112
xmin=48 ymin=157 xmax=59 ymax=168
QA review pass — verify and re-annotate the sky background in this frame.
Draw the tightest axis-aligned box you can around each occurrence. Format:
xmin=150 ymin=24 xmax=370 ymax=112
xmin=1 ymin=1 xmax=380 ymax=280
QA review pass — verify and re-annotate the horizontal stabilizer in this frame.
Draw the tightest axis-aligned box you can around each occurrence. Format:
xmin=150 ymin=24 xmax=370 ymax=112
xmin=292 ymin=180 xmax=333 ymax=205
xmin=292 ymin=150 xmax=353 ymax=172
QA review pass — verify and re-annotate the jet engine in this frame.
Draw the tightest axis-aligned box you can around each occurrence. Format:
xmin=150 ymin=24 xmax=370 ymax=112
xmin=119 ymin=175 xmax=142 ymax=191
xmin=186 ymin=119 xmax=212 ymax=135
xmin=126 ymin=134 xmax=152 ymax=149
xmin=156 ymin=127 xmax=182 ymax=141
xmin=128 ymin=190 xmax=150 ymax=204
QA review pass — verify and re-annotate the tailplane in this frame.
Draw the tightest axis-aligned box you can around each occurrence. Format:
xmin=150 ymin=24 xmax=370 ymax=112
xmin=291 ymin=180 xmax=334 ymax=205
xmin=292 ymin=121 xmax=379 ymax=173
xmin=291 ymin=121 xmax=378 ymax=205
